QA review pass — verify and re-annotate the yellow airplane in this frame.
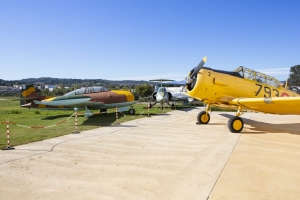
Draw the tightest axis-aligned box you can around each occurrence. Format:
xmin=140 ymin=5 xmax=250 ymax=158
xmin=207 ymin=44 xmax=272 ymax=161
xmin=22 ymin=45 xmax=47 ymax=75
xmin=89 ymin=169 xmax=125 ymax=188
xmin=185 ymin=56 xmax=300 ymax=133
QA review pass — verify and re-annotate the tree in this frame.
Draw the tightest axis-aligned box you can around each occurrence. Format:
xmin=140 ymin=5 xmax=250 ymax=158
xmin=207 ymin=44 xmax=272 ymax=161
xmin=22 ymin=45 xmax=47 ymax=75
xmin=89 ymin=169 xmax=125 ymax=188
xmin=41 ymin=88 xmax=50 ymax=96
xmin=135 ymin=84 xmax=153 ymax=97
xmin=289 ymin=65 xmax=300 ymax=86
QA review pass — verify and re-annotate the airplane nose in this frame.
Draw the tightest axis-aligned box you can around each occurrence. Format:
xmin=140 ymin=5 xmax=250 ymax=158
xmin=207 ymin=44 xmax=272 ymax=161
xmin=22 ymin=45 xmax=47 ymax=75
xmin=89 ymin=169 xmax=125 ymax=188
xmin=156 ymin=93 xmax=163 ymax=102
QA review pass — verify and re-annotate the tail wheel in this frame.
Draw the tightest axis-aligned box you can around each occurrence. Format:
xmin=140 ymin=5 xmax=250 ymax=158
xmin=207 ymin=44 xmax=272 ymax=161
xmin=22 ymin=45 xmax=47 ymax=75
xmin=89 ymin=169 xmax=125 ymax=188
xmin=197 ymin=111 xmax=210 ymax=124
xmin=128 ymin=108 xmax=135 ymax=115
xmin=228 ymin=116 xmax=244 ymax=133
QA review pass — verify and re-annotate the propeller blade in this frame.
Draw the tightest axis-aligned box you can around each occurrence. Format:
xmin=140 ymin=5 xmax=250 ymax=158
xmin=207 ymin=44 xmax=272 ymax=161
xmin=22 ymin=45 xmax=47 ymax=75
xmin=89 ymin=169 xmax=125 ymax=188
xmin=189 ymin=56 xmax=207 ymax=79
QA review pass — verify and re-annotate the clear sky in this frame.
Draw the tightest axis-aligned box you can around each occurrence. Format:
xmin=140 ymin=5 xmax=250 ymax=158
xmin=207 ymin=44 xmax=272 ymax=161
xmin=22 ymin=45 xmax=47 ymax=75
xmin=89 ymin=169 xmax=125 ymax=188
xmin=1 ymin=0 xmax=299 ymax=81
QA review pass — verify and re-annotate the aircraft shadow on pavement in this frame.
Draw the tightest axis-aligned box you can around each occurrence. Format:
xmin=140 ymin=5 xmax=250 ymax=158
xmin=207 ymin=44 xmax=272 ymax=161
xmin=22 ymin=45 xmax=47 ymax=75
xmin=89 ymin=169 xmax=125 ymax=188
xmin=174 ymin=107 xmax=196 ymax=112
xmin=81 ymin=112 xmax=132 ymax=127
xmin=220 ymin=113 xmax=300 ymax=135
xmin=42 ymin=114 xmax=72 ymax=120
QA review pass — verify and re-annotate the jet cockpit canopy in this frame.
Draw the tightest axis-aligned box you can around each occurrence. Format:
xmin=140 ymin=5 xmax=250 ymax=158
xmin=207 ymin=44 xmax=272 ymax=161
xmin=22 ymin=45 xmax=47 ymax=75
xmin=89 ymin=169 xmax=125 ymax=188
xmin=64 ymin=86 xmax=110 ymax=96
xmin=157 ymin=87 xmax=167 ymax=93
xmin=234 ymin=66 xmax=281 ymax=88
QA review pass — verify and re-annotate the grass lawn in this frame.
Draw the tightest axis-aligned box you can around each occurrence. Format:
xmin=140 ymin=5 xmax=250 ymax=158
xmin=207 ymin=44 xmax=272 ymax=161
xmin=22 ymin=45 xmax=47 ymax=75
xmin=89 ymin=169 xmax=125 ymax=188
xmin=0 ymin=98 xmax=199 ymax=149
xmin=0 ymin=97 xmax=237 ymax=149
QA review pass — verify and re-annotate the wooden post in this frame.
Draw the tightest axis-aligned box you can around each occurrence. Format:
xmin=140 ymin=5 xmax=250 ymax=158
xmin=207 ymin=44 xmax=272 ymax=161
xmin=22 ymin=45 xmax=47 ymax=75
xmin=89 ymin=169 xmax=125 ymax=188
xmin=115 ymin=107 xmax=119 ymax=124
xmin=72 ymin=111 xmax=80 ymax=134
xmin=2 ymin=119 xmax=15 ymax=150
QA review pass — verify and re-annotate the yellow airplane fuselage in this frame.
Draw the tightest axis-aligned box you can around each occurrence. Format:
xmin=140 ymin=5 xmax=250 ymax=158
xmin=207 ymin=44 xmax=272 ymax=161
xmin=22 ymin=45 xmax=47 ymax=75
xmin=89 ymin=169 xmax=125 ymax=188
xmin=187 ymin=68 xmax=300 ymax=114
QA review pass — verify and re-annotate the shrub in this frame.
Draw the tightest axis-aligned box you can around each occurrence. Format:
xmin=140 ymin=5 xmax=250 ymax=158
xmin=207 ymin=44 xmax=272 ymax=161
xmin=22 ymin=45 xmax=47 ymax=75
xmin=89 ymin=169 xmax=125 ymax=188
xmin=11 ymin=110 xmax=22 ymax=114
xmin=34 ymin=110 xmax=41 ymax=114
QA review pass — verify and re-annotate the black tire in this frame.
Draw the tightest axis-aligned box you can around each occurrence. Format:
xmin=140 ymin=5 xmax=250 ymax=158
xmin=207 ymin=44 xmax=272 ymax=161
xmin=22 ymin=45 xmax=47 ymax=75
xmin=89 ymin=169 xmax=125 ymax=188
xmin=197 ymin=111 xmax=210 ymax=124
xmin=171 ymin=103 xmax=175 ymax=109
xmin=228 ymin=116 xmax=244 ymax=133
xmin=128 ymin=108 xmax=135 ymax=115
xmin=100 ymin=109 xmax=107 ymax=114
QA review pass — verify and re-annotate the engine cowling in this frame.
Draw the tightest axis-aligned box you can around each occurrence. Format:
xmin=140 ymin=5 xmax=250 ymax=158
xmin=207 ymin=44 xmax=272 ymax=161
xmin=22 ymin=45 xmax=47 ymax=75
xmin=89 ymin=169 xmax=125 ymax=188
xmin=167 ymin=92 xmax=172 ymax=100
xmin=187 ymin=68 xmax=197 ymax=91
xmin=152 ymin=92 xmax=157 ymax=100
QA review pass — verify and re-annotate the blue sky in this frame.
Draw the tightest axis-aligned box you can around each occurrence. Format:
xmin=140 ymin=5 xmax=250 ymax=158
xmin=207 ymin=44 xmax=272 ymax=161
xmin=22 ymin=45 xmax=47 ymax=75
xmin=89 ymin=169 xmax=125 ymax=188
xmin=1 ymin=0 xmax=299 ymax=81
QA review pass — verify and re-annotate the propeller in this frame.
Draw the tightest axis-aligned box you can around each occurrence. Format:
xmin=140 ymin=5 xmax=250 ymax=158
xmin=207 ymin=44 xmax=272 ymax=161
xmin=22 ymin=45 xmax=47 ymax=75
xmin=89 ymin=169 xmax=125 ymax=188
xmin=185 ymin=56 xmax=207 ymax=89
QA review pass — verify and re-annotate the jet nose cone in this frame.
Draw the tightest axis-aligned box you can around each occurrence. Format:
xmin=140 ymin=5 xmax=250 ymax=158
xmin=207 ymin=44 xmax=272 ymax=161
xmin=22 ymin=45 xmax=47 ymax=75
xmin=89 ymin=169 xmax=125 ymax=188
xmin=156 ymin=93 xmax=163 ymax=102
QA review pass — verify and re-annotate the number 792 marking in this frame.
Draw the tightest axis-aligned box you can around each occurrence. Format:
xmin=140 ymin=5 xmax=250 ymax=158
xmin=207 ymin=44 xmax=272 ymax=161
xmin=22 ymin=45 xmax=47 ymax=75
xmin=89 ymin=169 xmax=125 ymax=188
xmin=255 ymin=84 xmax=279 ymax=97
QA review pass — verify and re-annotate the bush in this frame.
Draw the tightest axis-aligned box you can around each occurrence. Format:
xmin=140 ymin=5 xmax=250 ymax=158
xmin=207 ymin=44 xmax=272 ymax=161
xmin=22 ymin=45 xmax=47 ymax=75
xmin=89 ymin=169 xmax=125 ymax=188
xmin=34 ymin=110 xmax=41 ymax=114
xmin=11 ymin=110 xmax=22 ymax=114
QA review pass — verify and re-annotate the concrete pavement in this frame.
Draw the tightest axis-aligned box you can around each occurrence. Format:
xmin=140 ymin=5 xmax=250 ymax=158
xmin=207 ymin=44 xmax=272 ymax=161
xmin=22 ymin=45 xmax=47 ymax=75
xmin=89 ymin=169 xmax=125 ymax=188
xmin=1 ymin=108 xmax=300 ymax=200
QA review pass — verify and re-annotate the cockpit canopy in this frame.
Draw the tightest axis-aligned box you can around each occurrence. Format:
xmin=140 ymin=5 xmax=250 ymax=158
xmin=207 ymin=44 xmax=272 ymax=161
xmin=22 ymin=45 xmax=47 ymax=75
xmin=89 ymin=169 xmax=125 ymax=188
xmin=234 ymin=66 xmax=281 ymax=88
xmin=158 ymin=87 xmax=167 ymax=93
xmin=64 ymin=86 xmax=110 ymax=96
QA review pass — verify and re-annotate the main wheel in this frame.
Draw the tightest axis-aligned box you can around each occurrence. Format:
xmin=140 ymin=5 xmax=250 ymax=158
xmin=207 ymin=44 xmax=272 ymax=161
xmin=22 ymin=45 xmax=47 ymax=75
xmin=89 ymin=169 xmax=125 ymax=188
xmin=100 ymin=109 xmax=107 ymax=114
xmin=149 ymin=102 xmax=155 ymax=108
xmin=171 ymin=103 xmax=175 ymax=109
xmin=197 ymin=111 xmax=210 ymax=124
xmin=128 ymin=108 xmax=135 ymax=115
xmin=228 ymin=116 xmax=244 ymax=133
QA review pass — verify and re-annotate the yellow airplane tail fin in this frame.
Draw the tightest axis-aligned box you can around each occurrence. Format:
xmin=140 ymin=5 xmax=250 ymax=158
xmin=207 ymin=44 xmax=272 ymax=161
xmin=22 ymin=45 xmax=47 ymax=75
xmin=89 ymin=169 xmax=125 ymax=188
xmin=285 ymin=78 xmax=289 ymax=89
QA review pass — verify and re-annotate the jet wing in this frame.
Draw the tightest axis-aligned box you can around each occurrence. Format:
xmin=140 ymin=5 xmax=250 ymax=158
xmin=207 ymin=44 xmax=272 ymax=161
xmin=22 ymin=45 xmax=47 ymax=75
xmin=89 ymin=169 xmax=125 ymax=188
xmin=85 ymin=101 xmax=105 ymax=108
xmin=230 ymin=97 xmax=300 ymax=115
xmin=86 ymin=101 xmax=137 ymax=110
xmin=172 ymin=96 xmax=188 ymax=101
xmin=171 ymin=92 xmax=194 ymax=102
xmin=33 ymin=95 xmax=91 ymax=106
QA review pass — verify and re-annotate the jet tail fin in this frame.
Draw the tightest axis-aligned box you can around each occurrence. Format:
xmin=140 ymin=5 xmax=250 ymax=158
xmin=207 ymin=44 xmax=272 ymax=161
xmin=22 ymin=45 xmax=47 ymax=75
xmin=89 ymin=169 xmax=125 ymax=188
xmin=20 ymin=85 xmax=38 ymax=106
xmin=19 ymin=85 xmax=51 ymax=106
xmin=17 ymin=84 xmax=53 ymax=108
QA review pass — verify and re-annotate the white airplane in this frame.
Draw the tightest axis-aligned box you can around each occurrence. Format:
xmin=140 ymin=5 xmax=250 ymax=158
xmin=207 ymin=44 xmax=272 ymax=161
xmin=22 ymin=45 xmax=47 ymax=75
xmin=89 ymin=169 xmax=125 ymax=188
xmin=147 ymin=79 xmax=193 ymax=109
xmin=165 ymin=86 xmax=194 ymax=104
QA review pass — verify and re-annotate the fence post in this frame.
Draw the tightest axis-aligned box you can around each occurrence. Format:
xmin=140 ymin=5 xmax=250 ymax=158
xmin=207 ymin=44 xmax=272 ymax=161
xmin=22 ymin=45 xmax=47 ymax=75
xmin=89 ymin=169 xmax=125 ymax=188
xmin=148 ymin=103 xmax=150 ymax=117
xmin=115 ymin=107 xmax=119 ymax=124
xmin=72 ymin=110 xmax=80 ymax=134
xmin=2 ymin=119 xmax=15 ymax=150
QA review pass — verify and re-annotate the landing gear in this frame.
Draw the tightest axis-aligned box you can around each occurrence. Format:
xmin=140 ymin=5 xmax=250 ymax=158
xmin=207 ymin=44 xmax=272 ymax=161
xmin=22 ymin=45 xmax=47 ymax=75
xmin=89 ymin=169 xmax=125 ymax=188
xmin=149 ymin=101 xmax=156 ymax=108
xmin=196 ymin=103 xmax=245 ymax=133
xmin=197 ymin=111 xmax=210 ymax=124
xmin=84 ymin=107 xmax=93 ymax=117
xmin=197 ymin=103 xmax=211 ymax=124
xmin=227 ymin=106 xmax=244 ymax=133
xmin=100 ymin=109 xmax=107 ymax=114
xmin=171 ymin=103 xmax=175 ymax=109
xmin=128 ymin=108 xmax=135 ymax=115
xmin=228 ymin=117 xmax=244 ymax=133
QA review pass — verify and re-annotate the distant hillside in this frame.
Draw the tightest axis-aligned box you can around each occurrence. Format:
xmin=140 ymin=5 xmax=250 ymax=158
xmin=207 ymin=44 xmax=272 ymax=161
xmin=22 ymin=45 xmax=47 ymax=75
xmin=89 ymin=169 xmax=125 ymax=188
xmin=0 ymin=77 xmax=186 ymax=87
xmin=0 ymin=77 xmax=152 ymax=86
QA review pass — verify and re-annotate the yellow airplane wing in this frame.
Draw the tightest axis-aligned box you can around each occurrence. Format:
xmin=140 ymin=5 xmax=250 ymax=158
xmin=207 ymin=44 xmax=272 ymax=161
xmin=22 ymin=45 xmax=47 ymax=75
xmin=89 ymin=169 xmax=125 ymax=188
xmin=230 ymin=97 xmax=300 ymax=115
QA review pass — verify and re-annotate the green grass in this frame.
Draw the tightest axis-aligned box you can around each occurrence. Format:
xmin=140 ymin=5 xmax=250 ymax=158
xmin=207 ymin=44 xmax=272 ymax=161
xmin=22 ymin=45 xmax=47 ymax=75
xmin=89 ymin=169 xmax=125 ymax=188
xmin=0 ymin=98 xmax=199 ymax=149
xmin=0 ymin=98 xmax=237 ymax=148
